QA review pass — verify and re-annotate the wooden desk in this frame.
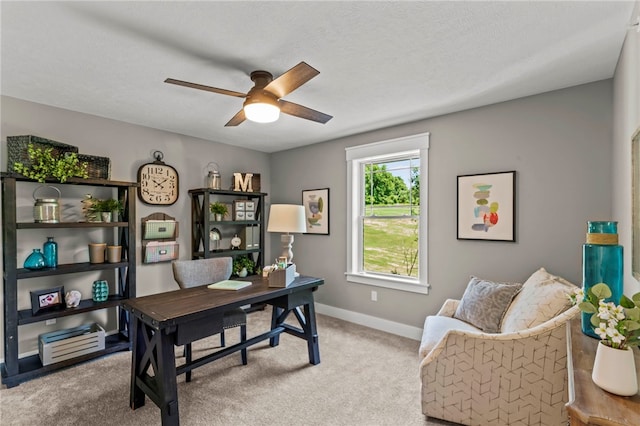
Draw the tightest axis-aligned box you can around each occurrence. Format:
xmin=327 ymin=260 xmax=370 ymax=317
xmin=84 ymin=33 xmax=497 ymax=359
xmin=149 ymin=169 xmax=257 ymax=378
xmin=566 ymin=318 xmax=640 ymax=426
xmin=124 ymin=275 xmax=324 ymax=426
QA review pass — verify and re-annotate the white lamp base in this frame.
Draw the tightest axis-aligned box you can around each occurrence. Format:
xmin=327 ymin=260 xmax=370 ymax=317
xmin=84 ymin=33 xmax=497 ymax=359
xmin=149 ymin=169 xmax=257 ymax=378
xmin=281 ymin=233 xmax=295 ymax=263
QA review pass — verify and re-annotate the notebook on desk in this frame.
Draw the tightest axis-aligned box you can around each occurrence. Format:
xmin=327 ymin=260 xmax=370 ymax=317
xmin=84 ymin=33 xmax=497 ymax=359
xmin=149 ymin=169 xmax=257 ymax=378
xmin=207 ymin=280 xmax=251 ymax=291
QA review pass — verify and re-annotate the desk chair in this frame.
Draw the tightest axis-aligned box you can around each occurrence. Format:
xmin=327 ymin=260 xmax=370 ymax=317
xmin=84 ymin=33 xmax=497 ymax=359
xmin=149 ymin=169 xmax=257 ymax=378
xmin=172 ymin=257 xmax=247 ymax=382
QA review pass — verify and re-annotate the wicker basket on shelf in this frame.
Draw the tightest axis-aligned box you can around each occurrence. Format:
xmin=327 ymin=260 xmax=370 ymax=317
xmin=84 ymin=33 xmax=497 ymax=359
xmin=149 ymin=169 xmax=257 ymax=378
xmin=78 ymin=154 xmax=111 ymax=179
xmin=7 ymin=135 xmax=78 ymax=172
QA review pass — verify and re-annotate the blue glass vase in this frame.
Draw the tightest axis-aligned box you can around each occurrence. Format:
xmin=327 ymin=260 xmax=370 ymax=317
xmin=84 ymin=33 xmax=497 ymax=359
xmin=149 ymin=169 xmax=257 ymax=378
xmin=24 ymin=249 xmax=45 ymax=270
xmin=582 ymin=221 xmax=623 ymax=338
xmin=43 ymin=237 xmax=58 ymax=268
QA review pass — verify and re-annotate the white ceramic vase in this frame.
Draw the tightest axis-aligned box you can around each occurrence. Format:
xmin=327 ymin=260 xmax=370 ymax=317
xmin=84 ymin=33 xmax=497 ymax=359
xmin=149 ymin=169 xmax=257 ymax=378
xmin=592 ymin=341 xmax=638 ymax=396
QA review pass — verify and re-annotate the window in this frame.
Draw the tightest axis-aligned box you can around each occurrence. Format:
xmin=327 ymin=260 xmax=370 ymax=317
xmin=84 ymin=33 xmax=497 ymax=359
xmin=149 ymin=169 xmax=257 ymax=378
xmin=345 ymin=133 xmax=429 ymax=294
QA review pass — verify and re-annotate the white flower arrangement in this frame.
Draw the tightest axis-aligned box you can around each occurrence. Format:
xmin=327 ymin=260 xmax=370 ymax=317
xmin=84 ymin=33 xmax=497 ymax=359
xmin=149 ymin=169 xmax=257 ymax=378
xmin=569 ymin=283 xmax=640 ymax=350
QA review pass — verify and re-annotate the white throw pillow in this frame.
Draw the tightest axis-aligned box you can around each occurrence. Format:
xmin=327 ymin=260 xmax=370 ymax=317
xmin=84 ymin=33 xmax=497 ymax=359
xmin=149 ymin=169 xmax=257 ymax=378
xmin=501 ymin=267 xmax=577 ymax=333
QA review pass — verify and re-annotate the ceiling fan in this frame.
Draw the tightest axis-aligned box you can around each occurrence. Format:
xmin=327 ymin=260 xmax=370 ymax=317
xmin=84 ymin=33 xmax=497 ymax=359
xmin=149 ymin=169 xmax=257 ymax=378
xmin=165 ymin=62 xmax=332 ymax=126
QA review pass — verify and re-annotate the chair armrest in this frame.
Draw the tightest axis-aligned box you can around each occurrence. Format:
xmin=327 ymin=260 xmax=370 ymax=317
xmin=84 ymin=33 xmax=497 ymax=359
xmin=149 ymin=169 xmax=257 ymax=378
xmin=435 ymin=299 xmax=459 ymax=317
xmin=420 ymin=304 xmax=580 ymax=369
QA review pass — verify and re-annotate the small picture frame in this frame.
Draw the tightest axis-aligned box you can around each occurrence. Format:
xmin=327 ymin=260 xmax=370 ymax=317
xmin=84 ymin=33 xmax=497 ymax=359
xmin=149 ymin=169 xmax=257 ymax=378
xmin=302 ymin=188 xmax=330 ymax=235
xmin=30 ymin=286 xmax=65 ymax=315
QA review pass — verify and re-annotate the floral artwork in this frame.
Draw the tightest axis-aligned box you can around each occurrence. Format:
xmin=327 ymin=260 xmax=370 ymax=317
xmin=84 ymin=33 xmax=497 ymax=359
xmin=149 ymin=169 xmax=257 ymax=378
xmin=457 ymin=171 xmax=515 ymax=241
xmin=302 ymin=188 xmax=329 ymax=235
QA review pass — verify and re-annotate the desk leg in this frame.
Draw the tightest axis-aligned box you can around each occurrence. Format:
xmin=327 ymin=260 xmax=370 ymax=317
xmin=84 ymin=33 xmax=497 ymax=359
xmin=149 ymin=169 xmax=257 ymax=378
xmin=130 ymin=315 xmax=146 ymax=410
xmin=129 ymin=316 xmax=180 ymax=426
xmin=156 ymin=329 xmax=179 ymax=426
xmin=270 ymin=306 xmax=282 ymax=347
xmin=303 ymin=302 xmax=320 ymax=365
xmin=269 ymin=301 xmax=320 ymax=365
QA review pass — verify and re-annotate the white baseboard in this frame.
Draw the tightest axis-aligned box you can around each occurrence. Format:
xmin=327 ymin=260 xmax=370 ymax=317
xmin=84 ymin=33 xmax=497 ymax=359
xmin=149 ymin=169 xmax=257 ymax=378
xmin=315 ymin=303 xmax=422 ymax=341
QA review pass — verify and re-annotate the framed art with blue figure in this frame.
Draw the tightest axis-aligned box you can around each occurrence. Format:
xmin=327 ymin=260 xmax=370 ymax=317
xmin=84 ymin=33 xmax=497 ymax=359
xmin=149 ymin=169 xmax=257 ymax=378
xmin=302 ymin=188 xmax=329 ymax=235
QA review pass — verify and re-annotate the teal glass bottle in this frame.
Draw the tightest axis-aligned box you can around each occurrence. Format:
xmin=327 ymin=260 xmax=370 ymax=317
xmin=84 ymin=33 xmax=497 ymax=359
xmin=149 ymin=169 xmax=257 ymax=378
xmin=582 ymin=221 xmax=623 ymax=338
xmin=24 ymin=249 xmax=45 ymax=270
xmin=43 ymin=237 xmax=58 ymax=268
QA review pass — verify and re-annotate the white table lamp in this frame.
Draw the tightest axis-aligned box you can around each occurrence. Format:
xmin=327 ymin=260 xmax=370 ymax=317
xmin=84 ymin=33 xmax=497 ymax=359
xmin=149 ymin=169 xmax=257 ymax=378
xmin=267 ymin=204 xmax=306 ymax=264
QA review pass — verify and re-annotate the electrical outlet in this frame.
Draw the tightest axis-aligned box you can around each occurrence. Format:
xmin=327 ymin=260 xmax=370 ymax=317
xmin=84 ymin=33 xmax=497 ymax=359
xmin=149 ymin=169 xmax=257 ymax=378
xmin=371 ymin=290 xmax=377 ymax=302
xmin=45 ymin=319 xmax=56 ymax=325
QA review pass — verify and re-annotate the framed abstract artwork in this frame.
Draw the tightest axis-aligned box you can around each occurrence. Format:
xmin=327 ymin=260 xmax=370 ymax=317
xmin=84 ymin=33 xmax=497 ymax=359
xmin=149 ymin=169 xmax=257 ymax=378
xmin=302 ymin=188 xmax=330 ymax=235
xmin=633 ymin=127 xmax=640 ymax=280
xmin=457 ymin=171 xmax=516 ymax=242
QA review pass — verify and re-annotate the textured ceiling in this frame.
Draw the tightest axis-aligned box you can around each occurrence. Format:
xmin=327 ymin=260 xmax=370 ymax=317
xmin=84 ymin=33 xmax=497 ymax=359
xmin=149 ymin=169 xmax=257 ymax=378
xmin=1 ymin=1 xmax=636 ymax=153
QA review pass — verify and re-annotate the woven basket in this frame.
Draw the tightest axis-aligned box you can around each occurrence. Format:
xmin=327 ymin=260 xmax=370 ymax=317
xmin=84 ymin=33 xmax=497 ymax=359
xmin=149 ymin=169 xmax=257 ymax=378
xmin=7 ymin=135 xmax=78 ymax=172
xmin=78 ymin=154 xmax=111 ymax=179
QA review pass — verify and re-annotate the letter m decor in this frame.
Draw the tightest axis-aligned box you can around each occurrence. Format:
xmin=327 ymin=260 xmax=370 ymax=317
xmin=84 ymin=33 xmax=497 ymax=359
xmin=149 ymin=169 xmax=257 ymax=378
xmin=233 ymin=173 xmax=261 ymax=192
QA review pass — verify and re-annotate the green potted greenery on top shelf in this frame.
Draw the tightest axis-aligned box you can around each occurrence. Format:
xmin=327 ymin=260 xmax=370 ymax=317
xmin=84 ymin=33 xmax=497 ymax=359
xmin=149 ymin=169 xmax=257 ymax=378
xmin=12 ymin=144 xmax=88 ymax=183
xmin=91 ymin=198 xmax=124 ymax=222
xmin=210 ymin=202 xmax=228 ymax=221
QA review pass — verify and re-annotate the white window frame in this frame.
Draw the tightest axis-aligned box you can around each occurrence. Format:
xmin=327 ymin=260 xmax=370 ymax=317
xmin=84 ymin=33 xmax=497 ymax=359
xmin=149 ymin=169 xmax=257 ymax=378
xmin=345 ymin=132 xmax=430 ymax=294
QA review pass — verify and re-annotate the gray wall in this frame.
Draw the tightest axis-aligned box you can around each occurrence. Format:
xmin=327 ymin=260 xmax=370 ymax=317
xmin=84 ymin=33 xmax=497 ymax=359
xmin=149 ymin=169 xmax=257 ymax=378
xmin=0 ymin=96 xmax=272 ymax=356
xmin=271 ymin=80 xmax=613 ymax=328
xmin=612 ymin=0 xmax=640 ymax=296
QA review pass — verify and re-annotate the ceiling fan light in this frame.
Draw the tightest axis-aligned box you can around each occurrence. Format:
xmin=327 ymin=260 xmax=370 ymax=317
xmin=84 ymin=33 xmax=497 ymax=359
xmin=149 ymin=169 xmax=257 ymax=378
xmin=244 ymin=102 xmax=280 ymax=123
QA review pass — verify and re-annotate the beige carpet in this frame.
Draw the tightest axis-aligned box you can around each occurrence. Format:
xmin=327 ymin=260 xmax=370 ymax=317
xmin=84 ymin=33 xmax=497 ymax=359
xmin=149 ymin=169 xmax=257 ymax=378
xmin=0 ymin=308 xmax=454 ymax=425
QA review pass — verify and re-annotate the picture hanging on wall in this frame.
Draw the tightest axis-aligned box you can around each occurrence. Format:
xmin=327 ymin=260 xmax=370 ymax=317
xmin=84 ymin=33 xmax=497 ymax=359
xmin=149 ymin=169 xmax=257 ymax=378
xmin=302 ymin=188 xmax=330 ymax=235
xmin=457 ymin=171 xmax=516 ymax=242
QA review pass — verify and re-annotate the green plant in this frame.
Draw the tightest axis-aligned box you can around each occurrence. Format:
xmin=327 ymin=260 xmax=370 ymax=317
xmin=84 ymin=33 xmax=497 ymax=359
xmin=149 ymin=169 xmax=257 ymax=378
xmin=210 ymin=202 xmax=228 ymax=216
xmin=569 ymin=283 xmax=640 ymax=349
xmin=91 ymin=198 xmax=123 ymax=213
xmin=12 ymin=144 xmax=88 ymax=183
xmin=232 ymin=256 xmax=255 ymax=276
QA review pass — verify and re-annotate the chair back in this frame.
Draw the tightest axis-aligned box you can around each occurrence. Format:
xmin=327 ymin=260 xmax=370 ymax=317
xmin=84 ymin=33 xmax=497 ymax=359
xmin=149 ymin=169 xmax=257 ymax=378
xmin=172 ymin=257 xmax=233 ymax=289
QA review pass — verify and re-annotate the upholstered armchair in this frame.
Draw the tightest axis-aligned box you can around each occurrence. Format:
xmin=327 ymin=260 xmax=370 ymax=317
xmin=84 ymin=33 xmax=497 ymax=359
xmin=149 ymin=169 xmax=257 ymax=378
xmin=172 ymin=257 xmax=247 ymax=382
xmin=419 ymin=268 xmax=581 ymax=426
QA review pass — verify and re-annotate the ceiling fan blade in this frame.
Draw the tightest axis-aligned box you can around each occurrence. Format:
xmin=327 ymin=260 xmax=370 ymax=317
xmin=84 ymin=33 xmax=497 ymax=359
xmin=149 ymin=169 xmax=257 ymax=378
xmin=278 ymin=100 xmax=332 ymax=124
xmin=225 ymin=109 xmax=246 ymax=127
xmin=164 ymin=78 xmax=246 ymax=98
xmin=264 ymin=62 xmax=320 ymax=99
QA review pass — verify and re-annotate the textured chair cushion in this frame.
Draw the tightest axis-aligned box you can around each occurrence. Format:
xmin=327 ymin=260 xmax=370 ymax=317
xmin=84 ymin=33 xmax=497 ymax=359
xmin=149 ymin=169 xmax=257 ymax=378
xmin=501 ymin=267 xmax=577 ymax=333
xmin=419 ymin=315 xmax=482 ymax=359
xmin=453 ymin=276 xmax=523 ymax=333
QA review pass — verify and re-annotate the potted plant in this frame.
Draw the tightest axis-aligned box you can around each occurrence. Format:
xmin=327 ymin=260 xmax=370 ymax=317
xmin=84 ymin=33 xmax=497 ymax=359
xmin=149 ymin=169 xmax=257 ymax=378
xmin=91 ymin=198 xmax=123 ymax=222
xmin=569 ymin=283 xmax=640 ymax=395
xmin=12 ymin=144 xmax=88 ymax=183
xmin=232 ymin=256 xmax=255 ymax=277
xmin=210 ymin=202 xmax=228 ymax=221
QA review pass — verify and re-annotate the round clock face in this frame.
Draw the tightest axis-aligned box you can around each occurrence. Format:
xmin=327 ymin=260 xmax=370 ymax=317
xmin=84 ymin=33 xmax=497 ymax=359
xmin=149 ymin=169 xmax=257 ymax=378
xmin=137 ymin=162 xmax=179 ymax=205
xmin=231 ymin=234 xmax=241 ymax=249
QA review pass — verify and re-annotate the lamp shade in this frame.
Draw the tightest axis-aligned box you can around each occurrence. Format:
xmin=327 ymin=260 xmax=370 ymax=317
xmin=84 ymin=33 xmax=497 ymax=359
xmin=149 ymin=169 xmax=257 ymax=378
xmin=267 ymin=204 xmax=306 ymax=233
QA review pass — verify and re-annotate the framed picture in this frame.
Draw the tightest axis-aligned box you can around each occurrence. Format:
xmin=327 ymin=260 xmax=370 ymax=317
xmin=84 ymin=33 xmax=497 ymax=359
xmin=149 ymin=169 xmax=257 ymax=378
xmin=632 ymin=127 xmax=640 ymax=280
xmin=457 ymin=171 xmax=516 ymax=242
xmin=302 ymin=188 xmax=330 ymax=235
xmin=30 ymin=286 xmax=65 ymax=315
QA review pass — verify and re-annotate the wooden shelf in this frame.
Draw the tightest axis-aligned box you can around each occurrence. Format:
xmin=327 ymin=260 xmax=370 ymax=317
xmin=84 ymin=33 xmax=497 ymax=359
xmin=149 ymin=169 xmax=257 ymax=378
xmin=0 ymin=335 xmax=130 ymax=388
xmin=17 ymin=221 xmax=128 ymax=229
xmin=16 ymin=261 xmax=129 ymax=279
xmin=2 ymin=175 xmax=137 ymax=387
xmin=17 ymin=296 xmax=127 ymax=325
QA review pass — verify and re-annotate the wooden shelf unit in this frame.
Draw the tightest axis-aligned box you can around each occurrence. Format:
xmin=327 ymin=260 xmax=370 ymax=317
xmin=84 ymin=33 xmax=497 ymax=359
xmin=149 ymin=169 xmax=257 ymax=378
xmin=1 ymin=173 xmax=137 ymax=387
xmin=188 ymin=188 xmax=267 ymax=271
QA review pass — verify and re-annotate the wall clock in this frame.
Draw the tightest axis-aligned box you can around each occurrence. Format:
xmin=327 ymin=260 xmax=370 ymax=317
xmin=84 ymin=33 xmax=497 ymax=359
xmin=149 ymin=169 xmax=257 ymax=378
xmin=137 ymin=151 xmax=179 ymax=205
